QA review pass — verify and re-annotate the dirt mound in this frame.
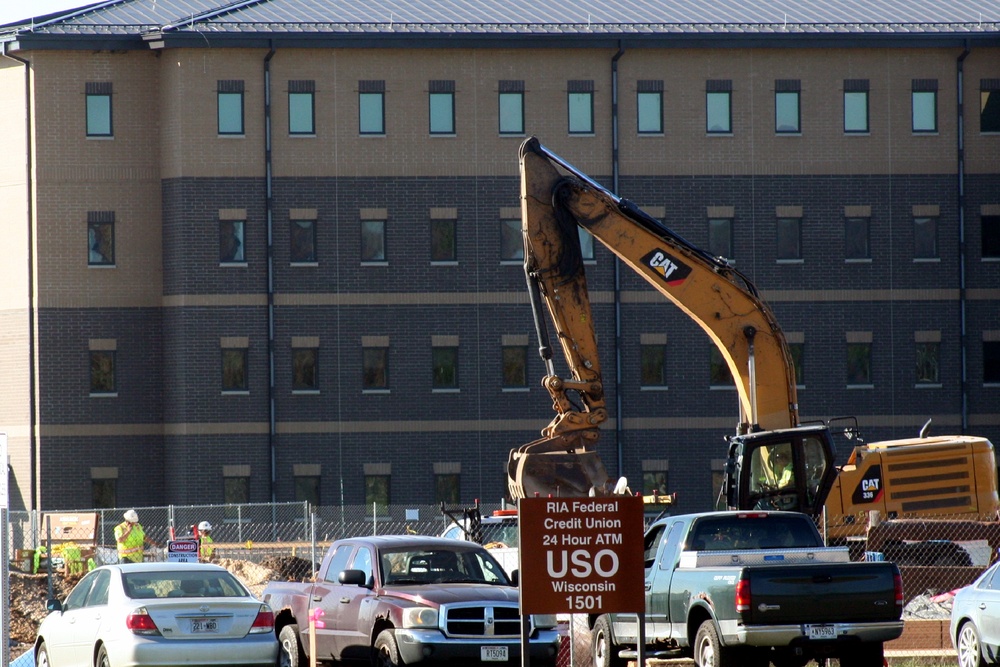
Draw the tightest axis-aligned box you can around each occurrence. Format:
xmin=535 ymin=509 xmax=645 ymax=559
xmin=259 ymin=555 xmax=314 ymax=582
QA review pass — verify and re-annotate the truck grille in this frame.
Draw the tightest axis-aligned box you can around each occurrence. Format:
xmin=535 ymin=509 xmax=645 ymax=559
xmin=442 ymin=604 xmax=521 ymax=637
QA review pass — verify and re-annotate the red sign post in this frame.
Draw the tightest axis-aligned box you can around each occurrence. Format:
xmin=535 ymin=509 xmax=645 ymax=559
xmin=518 ymin=495 xmax=645 ymax=614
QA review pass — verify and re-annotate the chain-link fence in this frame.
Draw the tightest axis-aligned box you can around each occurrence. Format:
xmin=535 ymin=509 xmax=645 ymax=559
xmin=11 ymin=502 xmax=994 ymax=660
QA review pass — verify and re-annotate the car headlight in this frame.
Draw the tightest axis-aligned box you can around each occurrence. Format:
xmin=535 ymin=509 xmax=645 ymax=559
xmin=533 ymin=614 xmax=558 ymax=630
xmin=401 ymin=607 xmax=439 ymax=629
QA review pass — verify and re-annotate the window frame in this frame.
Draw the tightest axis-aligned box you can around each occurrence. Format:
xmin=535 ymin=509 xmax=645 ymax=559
xmin=88 ymin=213 xmax=115 ymax=266
xmin=288 ymin=81 xmax=316 ymax=135
xmin=86 ymin=82 xmax=113 ymax=138
xmin=221 ymin=347 xmax=248 ymax=392
xmin=981 ymin=79 xmax=1000 ymax=133
xmin=501 ymin=344 xmax=528 ymax=389
xmin=498 ymin=83 xmax=525 ymax=135
xmin=362 ymin=346 xmax=389 ymax=390
xmin=365 ymin=475 xmax=391 ymax=511
xmin=292 ymin=347 xmax=319 ymax=392
xmin=915 ymin=342 xmax=940 ymax=385
xmin=982 ymin=215 xmax=1000 ymax=259
xmin=90 ymin=350 xmax=116 ymax=395
xmin=567 ymin=81 xmax=595 ymax=135
xmin=432 ymin=346 xmax=459 ymax=390
xmin=434 ymin=473 xmax=461 ymax=505
xmin=845 ymin=216 xmax=871 ymax=261
xmin=500 ymin=219 xmax=524 ymax=262
xmin=429 ymin=81 xmax=456 ymax=135
xmin=709 ymin=346 xmax=733 ymax=388
xmin=843 ymin=80 xmax=870 ymax=134
xmin=359 ymin=86 xmax=386 ymax=135
xmin=707 ymin=217 xmax=733 ymax=261
xmin=220 ymin=220 xmax=246 ymax=264
xmin=430 ymin=218 xmax=457 ymax=263
xmin=290 ymin=219 xmax=317 ymax=264
xmin=911 ymin=81 xmax=938 ymax=133
xmin=788 ymin=342 xmax=805 ymax=387
xmin=775 ymin=217 xmax=802 ymax=261
xmin=914 ymin=216 xmax=939 ymax=260
xmin=92 ymin=478 xmax=116 ymax=509
xmin=706 ymin=81 xmax=733 ymax=134
xmin=640 ymin=343 xmax=667 ymax=388
xmin=774 ymin=81 xmax=801 ymax=134
xmin=636 ymin=82 xmax=664 ymax=134
xmin=361 ymin=219 xmax=387 ymax=263
xmin=217 ymin=81 xmax=245 ymax=136
xmin=846 ymin=342 xmax=872 ymax=386
xmin=985 ymin=341 xmax=1000 ymax=385
xmin=294 ymin=475 xmax=321 ymax=508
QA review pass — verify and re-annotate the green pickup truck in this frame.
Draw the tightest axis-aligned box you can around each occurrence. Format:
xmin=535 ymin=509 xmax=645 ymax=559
xmin=592 ymin=511 xmax=903 ymax=667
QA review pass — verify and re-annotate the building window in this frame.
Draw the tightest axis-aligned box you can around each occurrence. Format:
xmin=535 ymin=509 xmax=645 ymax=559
xmin=220 ymin=220 xmax=246 ymax=263
xmin=362 ymin=345 xmax=388 ymax=390
xmin=914 ymin=216 xmax=938 ymax=259
xmin=711 ymin=461 xmax=726 ymax=510
xmin=578 ymin=228 xmax=595 ymax=261
xmin=432 ymin=346 xmax=459 ymax=389
xmin=90 ymin=350 xmax=116 ymax=394
xmin=985 ymin=341 xmax=1000 ymax=384
xmin=709 ymin=347 xmax=732 ymax=387
xmin=845 ymin=217 xmax=871 ymax=260
xmin=640 ymin=341 xmax=667 ymax=387
xmin=224 ymin=476 xmax=250 ymax=505
xmin=981 ymin=79 xmax=1000 ymax=133
xmin=85 ymin=82 xmax=112 ymax=137
xmin=642 ymin=471 xmax=669 ymax=497
xmin=365 ymin=475 xmax=390 ymax=511
xmin=431 ymin=218 xmax=456 ymax=262
xmin=429 ymin=80 xmax=455 ymax=135
xmin=774 ymin=80 xmax=800 ymax=133
xmin=359 ymin=80 xmax=386 ymax=135
xmin=912 ymin=80 xmax=937 ymax=133
xmin=502 ymin=345 xmax=528 ymax=388
xmin=982 ymin=215 xmax=1000 ymax=258
xmin=500 ymin=219 xmax=523 ymax=261
xmin=290 ymin=220 xmax=316 ymax=263
xmin=708 ymin=218 xmax=733 ymax=261
xmin=218 ymin=80 xmax=245 ymax=135
xmin=498 ymin=80 xmax=525 ymax=135
xmin=847 ymin=342 xmax=872 ymax=385
xmin=844 ymin=80 xmax=869 ymax=133
xmin=637 ymin=80 xmax=663 ymax=134
xmin=222 ymin=348 xmax=248 ymax=391
xmin=92 ymin=479 xmax=116 ymax=508
xmin=568 ymin=80 xmax=594 ymax=134
xmin=293 ymin=348 xmax=318 ymax=391
xmin=435 ymin=474 xmax=460 ymax=505
xmin=706 ymin=80 xmax=732 ymax=133
xmin=294 ymin=475 xmax=320 ymax=508
xmin=88 ymin=211 xmax=115 ymax=266
xmin=288 ymin=80 xmax=315 ymax=135
xmin=361 ymin=219 xmax=386 ymax=262
xmin=788 ymin=342 xmax=804 ymax=386
xmin=776 ymin=217 xmax=801 ymax=260
xmin=916 ymin=342 xmax=940 ymax=384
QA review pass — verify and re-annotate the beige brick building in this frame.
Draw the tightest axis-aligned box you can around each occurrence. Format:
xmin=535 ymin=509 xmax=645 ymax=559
xmin=0 ymin=1 xmax=998 ymax=512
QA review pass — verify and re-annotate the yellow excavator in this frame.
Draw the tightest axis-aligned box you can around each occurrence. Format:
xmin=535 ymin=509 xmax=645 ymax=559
xmin=508 ymin=137 xmax=998 ymax=537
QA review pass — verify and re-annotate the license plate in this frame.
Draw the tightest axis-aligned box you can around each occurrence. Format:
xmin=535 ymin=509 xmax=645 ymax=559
xmin=191 ymin=618 xmax=219 ymax=633
xmin=481 ymin=646 xmax=508 ymax=661
xmin=806 ymin=624 xmax=837 ymax=640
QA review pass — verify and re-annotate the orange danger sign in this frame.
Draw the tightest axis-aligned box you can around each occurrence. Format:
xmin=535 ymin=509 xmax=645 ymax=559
xmin=518 ymin=496 xmax=645 ymax=614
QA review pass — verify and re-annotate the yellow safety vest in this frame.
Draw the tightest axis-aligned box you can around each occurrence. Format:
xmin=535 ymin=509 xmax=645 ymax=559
xmin=200 ymin=534 xmax=214 ymax=561
xmin=115 ymin=521 xmax=146 ymax=563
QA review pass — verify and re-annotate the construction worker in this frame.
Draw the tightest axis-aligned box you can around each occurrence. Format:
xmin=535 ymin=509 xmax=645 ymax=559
xmin=198 ymin=521 xmax=215 ymax=562
xmin=114 ymin=510 xmax=157 ymax=563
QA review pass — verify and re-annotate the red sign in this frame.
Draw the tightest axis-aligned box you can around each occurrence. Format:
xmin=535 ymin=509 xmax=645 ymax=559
xmin=518 ymin=496 xmax=645 ymax=614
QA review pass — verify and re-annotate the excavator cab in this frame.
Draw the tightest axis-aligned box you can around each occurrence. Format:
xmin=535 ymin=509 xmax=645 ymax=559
xmin=726 ymin=424 xmax=838 ymax=515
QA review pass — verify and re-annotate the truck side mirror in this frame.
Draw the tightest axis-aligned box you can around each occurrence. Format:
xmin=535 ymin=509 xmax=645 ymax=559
xmin=509 ymin=569 xmax=519 ymax=586
xmin=338 ymin=569 xmax=372 ymax=588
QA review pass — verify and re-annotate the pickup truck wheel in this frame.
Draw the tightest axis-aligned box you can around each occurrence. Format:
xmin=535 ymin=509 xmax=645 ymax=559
xmin=373 ymin=629 xmax=402 ymax=667
xmin=693 ymin=620 xmax=734 ymax=667
xmin=957 ymin=622 xmax=987 ymax=667
xmin=279 ymin=624 xmax=306 ymax=667
xmin=591 ymin=615 xmax=626 ymax=667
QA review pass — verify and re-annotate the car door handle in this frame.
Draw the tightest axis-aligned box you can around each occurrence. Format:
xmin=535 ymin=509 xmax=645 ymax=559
xmin=340 ymin=597 xmax=351 ymax=604
xmin=312 ymin=596 xmax=322 ymax=602
xmin=645 ymin=583 xmax=652 ymax=591
xmin=981 ymin=603 xmax=988 ymax=610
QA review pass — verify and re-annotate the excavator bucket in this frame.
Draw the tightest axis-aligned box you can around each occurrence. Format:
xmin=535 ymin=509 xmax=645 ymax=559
xmin=507 ymin=433 xmax=612 ymax=499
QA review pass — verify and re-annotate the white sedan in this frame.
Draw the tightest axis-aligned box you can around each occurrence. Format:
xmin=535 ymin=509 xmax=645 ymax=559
xmin=35 ymin=562 xmax=277 ymax=667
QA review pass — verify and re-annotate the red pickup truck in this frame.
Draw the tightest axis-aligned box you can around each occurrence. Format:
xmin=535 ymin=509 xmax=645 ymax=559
xmin=262 ymin=534 xmax=560 ymax=667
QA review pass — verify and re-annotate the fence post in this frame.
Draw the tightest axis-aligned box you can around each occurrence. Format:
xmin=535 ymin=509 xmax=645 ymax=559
xmin=302 ymin=501 xmax=309 ymax=542
xmin=372 ymin=502 xmax=377 ymax=536
xmin=237 ymin=505 xmax=243 ymax=544
xmin=310 ymin=511 xmax=317 ymax=580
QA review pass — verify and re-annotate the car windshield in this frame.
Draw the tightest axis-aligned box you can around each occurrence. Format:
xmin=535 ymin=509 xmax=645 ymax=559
xmin=122 ymin=570 xmax=250 ymax=599
xmin=380 ymin=547 xmax=510 ymax=586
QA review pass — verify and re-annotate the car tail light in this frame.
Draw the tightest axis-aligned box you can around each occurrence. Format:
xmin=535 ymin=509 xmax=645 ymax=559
xmin=250 ymin=605 xmax=275 ymax=634
xmin=893 ymin=573 xmax=904 ymax=608
xmin=735 ymin=577 xmax=751 ymax=613
xmin=126 ymin=607 xmax=161 ymax=636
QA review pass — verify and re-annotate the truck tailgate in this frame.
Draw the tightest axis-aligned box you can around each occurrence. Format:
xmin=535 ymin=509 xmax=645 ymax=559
xmin=743 ymin=562 xmax=900 ymax=625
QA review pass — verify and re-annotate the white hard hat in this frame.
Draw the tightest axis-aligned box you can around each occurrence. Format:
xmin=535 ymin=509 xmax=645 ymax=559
xmin=124 ymin=509 xmax=139 ymax=523
xmin=198 ymin=521 xmax=212 ymax=532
